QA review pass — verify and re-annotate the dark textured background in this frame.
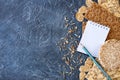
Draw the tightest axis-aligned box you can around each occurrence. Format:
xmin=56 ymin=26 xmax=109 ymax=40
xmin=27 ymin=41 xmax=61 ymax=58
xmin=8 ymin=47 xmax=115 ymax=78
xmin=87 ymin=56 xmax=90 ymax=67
xmin=0 ymin=0 xmax=91 ymax=80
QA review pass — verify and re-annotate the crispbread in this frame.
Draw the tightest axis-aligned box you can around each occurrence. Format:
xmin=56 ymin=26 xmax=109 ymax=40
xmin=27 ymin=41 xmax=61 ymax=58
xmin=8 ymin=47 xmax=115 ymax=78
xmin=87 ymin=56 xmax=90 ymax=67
xmin=84 ymin=3 xmax=120 ymax=40
xmin=99 ymin=39 xmax=120 ymax=70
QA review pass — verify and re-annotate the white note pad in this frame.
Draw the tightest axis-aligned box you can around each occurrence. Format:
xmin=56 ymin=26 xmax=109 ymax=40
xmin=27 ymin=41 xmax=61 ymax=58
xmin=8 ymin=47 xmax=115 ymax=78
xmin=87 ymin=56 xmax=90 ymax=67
xmin=77 ymin=21 xmax=110 ymax=57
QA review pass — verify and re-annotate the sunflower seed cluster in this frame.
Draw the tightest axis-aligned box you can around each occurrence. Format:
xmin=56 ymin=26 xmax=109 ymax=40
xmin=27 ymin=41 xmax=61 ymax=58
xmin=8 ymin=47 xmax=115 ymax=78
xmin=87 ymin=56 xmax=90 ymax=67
xmin=57 ymin=16 xmax=87 ymax=79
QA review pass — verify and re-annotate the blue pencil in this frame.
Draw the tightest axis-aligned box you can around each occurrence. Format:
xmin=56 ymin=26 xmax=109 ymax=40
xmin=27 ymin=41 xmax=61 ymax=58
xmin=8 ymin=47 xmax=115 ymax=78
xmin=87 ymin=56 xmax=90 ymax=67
xmin=79 ymin=43 xmax=112 ymax=80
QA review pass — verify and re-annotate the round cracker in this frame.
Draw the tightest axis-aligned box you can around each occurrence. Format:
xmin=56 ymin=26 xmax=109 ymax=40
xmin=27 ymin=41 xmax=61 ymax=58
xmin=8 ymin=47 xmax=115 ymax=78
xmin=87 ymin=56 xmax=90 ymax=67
xmin=76 ymin=6 xmax=87 ymax=22
xmin=99 ymin=39 xmax=120 ymax=70
xmin=78 ymin=6 xmax=87 ymax=13
xmin=75 ymin=12 xmax=84 ymax=22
